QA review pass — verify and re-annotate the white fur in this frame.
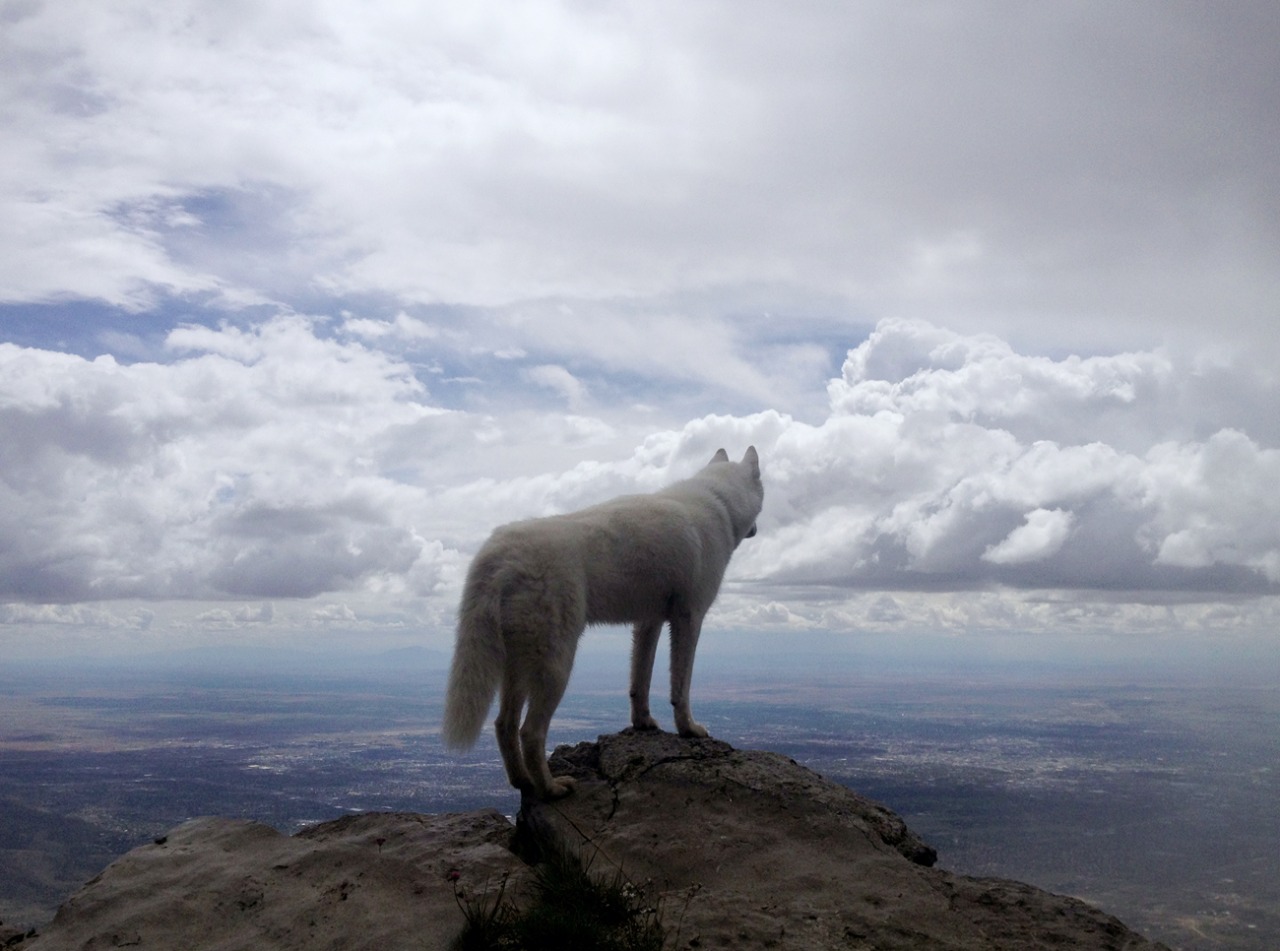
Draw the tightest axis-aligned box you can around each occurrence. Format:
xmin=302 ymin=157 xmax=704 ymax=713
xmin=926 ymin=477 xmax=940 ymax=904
xmin=442 ymin=447 xmax=764 ymax=799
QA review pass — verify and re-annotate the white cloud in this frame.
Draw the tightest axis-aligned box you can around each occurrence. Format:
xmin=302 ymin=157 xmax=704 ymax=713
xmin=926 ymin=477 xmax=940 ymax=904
xmin=236 ymin=602 xmax=273 ymax=623
xmin=7 ymin=315 xmax=1275 ymax=644
xmin=5 ymin=3 xmax=1279 ymax=655
xmin=4 ymin=1 xmax=1277 ymax=367
xmin=312 ymin=603 xmax=358 ymax=625
xmin=342 ymin=312 xmax=440 ymax=342
xmin=496 ymin=301 xmax=784 ymax=409
xmin=1140 ymin=430 xmax=1280 ymax=581
xmin=522 ymin=364 xmax=587 ymax=409
xmin=0 ymin=602 xmax=153 ymax=629
xmin=0 ymin=316 xmax=448 ymax=602
xmin=732 ymin=320 xmax=1280 ymax=597
xmin=983 ymin=509 xmax=1075 ymax=566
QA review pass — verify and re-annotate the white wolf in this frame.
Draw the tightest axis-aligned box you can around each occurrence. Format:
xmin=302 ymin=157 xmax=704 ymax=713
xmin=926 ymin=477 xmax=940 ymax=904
xmin=442 ymin=447 xmax=763 ymax=800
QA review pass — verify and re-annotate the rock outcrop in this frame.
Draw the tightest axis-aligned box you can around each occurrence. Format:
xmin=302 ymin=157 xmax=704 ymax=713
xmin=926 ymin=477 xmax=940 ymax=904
xmin=25 ymin=732 xmax=1169 ymax=950
xmin=522 ymin=732 xmax=1167 ymax=950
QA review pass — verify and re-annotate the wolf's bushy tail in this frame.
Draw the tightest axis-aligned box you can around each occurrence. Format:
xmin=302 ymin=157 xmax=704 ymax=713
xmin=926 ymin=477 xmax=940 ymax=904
xmin=442 ymin=562 xmax=506 ymax=750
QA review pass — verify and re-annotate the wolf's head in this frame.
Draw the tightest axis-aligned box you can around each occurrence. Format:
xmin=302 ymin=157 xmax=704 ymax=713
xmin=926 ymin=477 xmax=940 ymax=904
xmin=706 ymin=446 xmax=764 ymax=544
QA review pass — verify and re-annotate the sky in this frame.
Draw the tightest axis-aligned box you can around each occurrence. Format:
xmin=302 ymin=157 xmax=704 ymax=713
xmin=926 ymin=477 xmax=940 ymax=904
xmin=3 ymin=1 xmax=1280 ymax=664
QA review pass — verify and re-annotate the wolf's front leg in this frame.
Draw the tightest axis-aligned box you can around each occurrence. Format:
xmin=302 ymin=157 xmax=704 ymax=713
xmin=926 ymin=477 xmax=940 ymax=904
xmin=629 ymin=619 xmax=663 ymax=730
xmin=669 ymin=613 xmax=708 ymax=738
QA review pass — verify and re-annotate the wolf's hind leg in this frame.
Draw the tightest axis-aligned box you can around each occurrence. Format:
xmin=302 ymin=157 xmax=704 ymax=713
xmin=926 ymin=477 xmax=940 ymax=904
xmin=629 ymin=619 xmax=663 ymax=730
xmin=495 ymin=672 xmax=534 ymax=793
xmin=520 ymin=668 xmax=576 ymax=800
xmin=670 ymin=612 xmax=708 ymax=738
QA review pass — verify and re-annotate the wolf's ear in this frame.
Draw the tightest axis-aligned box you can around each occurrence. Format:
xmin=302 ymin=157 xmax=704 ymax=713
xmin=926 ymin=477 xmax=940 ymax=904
xmin=711 ymin=448 xmax=730 ymax=463
xmin=743 ymin=445 xmax=760 ymax=479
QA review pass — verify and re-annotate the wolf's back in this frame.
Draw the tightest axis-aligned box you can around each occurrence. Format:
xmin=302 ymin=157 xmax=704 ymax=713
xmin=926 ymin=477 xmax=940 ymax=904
xmin=441 ymin=554 xmax=506 ymax=749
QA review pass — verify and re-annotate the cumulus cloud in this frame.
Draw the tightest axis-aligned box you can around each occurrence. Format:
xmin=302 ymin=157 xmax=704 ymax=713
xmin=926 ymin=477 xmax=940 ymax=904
xmin=0 ymin=602 xmax=154 ymax=630
xmin=312 ymin=603 xmax=358 ymax=625
xmin=0 ymin=316 xmax=450 ymax=602
xmin=983 ymin=509 xmax=1075 ymax=566
xmin=5 ymin=2 xmax=1279 ymax=653
xmin=1139 ymin=430 xmax=1280 ymax=580
xmin=732 ymin=320 xmax=1280 ymax=595
xmin=3 ymin=315 xmax=1279 ymax=644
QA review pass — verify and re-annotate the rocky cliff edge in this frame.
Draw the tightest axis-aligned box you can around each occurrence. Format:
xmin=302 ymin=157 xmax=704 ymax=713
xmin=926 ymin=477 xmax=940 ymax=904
xmin=18 ymin=731 xmax=1169 ymax=950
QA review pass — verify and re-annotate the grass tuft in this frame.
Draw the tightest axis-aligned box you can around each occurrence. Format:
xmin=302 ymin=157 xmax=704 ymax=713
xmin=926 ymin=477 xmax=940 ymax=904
xmin=450 ymin=847 xmax=665 ymax=951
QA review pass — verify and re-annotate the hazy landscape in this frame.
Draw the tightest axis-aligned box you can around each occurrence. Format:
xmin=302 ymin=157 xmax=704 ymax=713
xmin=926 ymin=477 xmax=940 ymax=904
xmin=6 ymin=8 xmax=1280 ymax=951
xmin=1 ymin=647 xmax=1276 ymax=951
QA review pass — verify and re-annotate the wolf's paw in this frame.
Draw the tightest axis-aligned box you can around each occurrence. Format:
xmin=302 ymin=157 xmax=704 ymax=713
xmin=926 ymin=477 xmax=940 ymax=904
xmin=509 ymin=773 xmax=536 ymax=794
xmin=631 ymin=713 xmax=661 ymax=731
xmin=542 ymin=775 xmax=577 ymax=800
xmin=677 ymin=721 xmax=709 ymax=739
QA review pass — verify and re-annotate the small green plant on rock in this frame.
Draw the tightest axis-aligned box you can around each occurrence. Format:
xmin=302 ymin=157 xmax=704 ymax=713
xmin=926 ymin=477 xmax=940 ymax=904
xmin=450 ymin=869 xmax=518 ymax=951
xmin=450 ymin=847 xmax=665 ymax=951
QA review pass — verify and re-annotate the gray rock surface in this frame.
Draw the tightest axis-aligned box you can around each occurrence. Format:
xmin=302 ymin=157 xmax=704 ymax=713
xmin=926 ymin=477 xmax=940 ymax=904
xmin=24 ymin=731 xmax=1169 ymax=950
xmin=27 ymin=810 xmax=530 ymax=951
xmin=521 ymin=732 xmax=1166 ymax=950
